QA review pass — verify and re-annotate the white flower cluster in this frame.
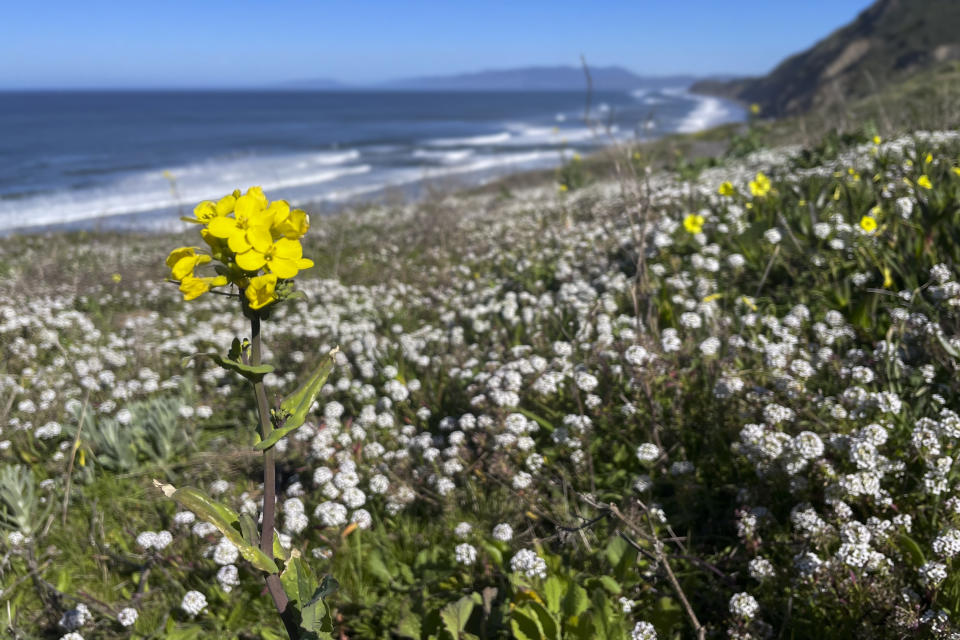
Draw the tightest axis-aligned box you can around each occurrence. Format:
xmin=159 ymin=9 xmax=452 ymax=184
xmin=180 ymin=590 xmax=207 ymax=617
xmin=509 ymin=548 xmax=547 ymax=579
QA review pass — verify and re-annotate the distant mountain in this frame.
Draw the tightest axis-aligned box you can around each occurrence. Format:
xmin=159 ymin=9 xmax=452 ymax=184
xmin=381 ymin=66 xmax=698 ymax=91
xmin=276 ymin=65 xmax=713 ymax=92
xmin=275 ymin=77 xmax=353 ymax=90
xmin=692 ymin=0 xmax=960 ymax=116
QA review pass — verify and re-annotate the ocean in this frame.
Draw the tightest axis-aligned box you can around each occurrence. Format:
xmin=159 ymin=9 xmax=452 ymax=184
xmin=0 ymin=89 xmax=744 ymax=234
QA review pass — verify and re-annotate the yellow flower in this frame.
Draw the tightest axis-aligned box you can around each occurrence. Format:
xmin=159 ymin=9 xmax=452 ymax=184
xmin=269 ymin=201 xmax=310 ymax=239
xmin=236 ymin=236 xmax=314 ymax=279
xmin=191 ymin=194 xmax=237 ymax=223
xmin=206 ymin=191 xmax=274 ymax=253
xmin=917 ymin=174 xmax=933 ymax=190
xmin=748 ymin=172 xmax=771 ymax=197
xmin=111 ymin=273 xmax=122 ymax=283
xmin=872 ymin=135 xmax=882 ymax=145
xmin=859 ymin=215 xmax=878 ymax=233
xmin=717 ymin=181 xmax=735 ymax=197
xmin=952 ymin=167 xmax=960 ymax=177
xmin=166 ymin=247 xmax=211 ymax=281
xmin=749 ymin=103 xmax=761 ymax=115
xmin=245 ymin=273 xmax=278 ymax=310
xmin=179 ymin=274 xmax=227 ymax=301
xmin=925 ymin=153 xmax=933 ymax=165
xmin=167 ymin=186 xmax=315 ymax=307
xmin=882 ymin=266 xmax=893 ymax=288
xmin=683 ymin=213 xmax=705 ymax=234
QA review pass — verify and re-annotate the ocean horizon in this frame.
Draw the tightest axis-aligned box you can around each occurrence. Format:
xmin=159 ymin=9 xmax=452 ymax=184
xmin=0 ymin=88 xmax=745 ymax=234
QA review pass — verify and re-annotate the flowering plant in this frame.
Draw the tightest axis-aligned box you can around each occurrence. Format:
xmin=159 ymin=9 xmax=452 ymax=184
xmin=159 ymin=187 xmax=337 ymax=639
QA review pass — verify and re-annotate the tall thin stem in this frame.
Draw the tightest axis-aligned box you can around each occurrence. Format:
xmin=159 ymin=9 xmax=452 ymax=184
xmin=250 ymin=313 xmax=299 ymax=639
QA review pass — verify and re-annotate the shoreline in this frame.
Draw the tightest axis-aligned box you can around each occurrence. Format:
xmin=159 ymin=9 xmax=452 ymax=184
xmin=0 ymin=93 xmax=746 ymax=237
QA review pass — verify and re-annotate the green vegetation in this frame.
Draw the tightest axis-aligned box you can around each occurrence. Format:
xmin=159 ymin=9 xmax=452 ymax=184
xmin=8 ymin=51 xmax=960 ymax=638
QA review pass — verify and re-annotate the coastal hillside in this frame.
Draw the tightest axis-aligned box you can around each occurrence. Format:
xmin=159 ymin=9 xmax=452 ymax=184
xmin=8 ymin=123 xmax=960 ymax=638
xmin=693 ymin=0 xmax=960 ymax=115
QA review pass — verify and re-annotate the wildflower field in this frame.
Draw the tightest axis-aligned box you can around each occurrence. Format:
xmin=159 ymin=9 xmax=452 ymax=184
xmin=6 ymin=126 xmax=960 ymax=639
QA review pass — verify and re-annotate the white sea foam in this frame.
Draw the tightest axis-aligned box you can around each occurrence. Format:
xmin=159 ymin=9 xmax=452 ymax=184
xmin=675 ymin=94 xmax=734 ymax=133
xmin=503 ymin=124 xmax=600 ymax=146
xmin=0 ymin=151 xmax=369 ymax=232
xmin=412 ymin=149 xmax=475 ymax=163
xmin=322 ymin=150 xmax=559 ymax=202
xmin=427 ymin=132 xmax=512 ymax=147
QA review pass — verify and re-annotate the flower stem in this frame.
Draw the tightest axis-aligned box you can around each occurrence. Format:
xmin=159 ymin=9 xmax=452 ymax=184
xmin=250 ymin=313 xmax=299 ymax=639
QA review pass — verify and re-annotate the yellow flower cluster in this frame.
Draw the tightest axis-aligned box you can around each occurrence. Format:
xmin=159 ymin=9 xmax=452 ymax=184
xmin=683 ymin=213 xmax=705 ymax=234
xmin=748 ymin=172 xmax=771 ymax=197
xmin=165 ymin=186 xmax=314 ymax=309
xmin=717 ymin=181 xmax=735 ymax=197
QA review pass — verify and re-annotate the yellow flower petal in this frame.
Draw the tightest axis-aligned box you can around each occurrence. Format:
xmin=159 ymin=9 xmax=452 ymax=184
xmin=216 ymin=194 xmax=236 ymax=215
xmin=179 ymin=275 xmax=210 ymax=301
xmin=235 ymin=193 xmax=263 ymax=220
xmin=207 ymin=216 xmax=236 ymax=238
xmin=246 ymin=186 xmax=268 ymax=208
xmin=268 ymin=256 xmax=299 ymax=279
xmin=236 ymin=249 xmax=267 ymax=272
xmin=248 ymin=226 xmax=274 ymax=253
xmin=166 ymin=247 xmax=197 ymax=269
xmin=273 ymin=238 xmax=303 ymax=260
xmin=245 ymin=273 xmax=278 ymax=310
xmin=194 ymin=201 xmax=217 ymax=221
xmin=172 ymin=254 xmax=210 ymax=281
xmin=267 ymin=200 xmax=290 ymax=225
xmin=228 ymin=231 xmax=252 ymax=254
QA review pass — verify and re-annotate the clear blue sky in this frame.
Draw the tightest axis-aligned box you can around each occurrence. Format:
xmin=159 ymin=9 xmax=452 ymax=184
xmin=1 ymin=0 xmax=873 ymax=89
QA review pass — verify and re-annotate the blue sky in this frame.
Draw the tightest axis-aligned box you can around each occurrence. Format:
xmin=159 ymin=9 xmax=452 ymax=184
xmin=2 ymin=0 xmax=873 ymax=89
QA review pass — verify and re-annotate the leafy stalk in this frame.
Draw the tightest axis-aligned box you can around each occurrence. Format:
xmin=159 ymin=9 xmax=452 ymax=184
xmin=250 ymin=312 xmax=300 ymax=639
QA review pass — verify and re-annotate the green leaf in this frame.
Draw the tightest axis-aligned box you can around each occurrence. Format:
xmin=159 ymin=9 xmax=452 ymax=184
xmin=153 ymin=480 xmax=278 ymax=574
xmin=305 ymin=575 xmax=340 ymax=608
xmin=395 ymin=611 xmax=422 ymax=639
xmin=897 ymin=533 xmax=926 ymax=567
xmin=543 ymin=576 xmax=565 ymax=615
xmin=525 ymin=601 xmax=559 ymax=640
xmin=510 ymin=607 xmax=544 ymax=640
xmin=563 ymin=582 xmax=589 ymax=621
xmin=598 ymin=575 xmax=621 ymax=595
xmin=239 ymin=513 xmax=259 ymax=547
xmin=480 ymin=541 xmax=503 ymax=566
xmin=604 ymin=537 xmax=628 ymax=568
xmin=256 ymin=348 xmax=338 ymax=451
xmin=279 ymin=557 xmax=336 ymax=637
xmin=273 ymin=530 xmax=290 ymax=562
xmin=517 ymin=408 xmax=555 ymax=433
xmin=938 ymin=332 xmax=960 ymax=359
xmin=182 ymin=352 xmax=274 ymax=383
xmin=440 ymin=595 xmax=476 ymax=636
xmin=165 ymin=625 xmax=202 ymax=640
xmin=365 ymin=549 xmax=395 ymax=585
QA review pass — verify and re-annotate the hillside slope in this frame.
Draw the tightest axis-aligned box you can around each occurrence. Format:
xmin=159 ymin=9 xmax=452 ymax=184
xmin=693 ymin=0 xmax=960 ymax=115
